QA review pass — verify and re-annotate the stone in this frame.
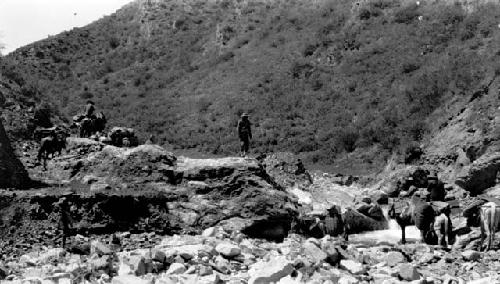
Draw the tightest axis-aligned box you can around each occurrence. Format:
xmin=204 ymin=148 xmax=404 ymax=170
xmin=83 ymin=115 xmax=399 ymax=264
xmin=462 ymin=250 xmax=481 ymax=261
xmin=455 ymin=153 xmax=500 ymax=195
xmin=0 ymin=120 xmax=30 ymax=188
xmin=151 ymin=249 xmax=166 ymax=263
xmin=384 ymin=251 xmax=406 ymax=267
xmin=340 ymin=260 xmax=365 ymax=275
xmin=199 ymin=265 xmax=213 ymax=276
xmin=398 ymin=264 xmax=420 ymax=281
xmin=166 ymin=263 xmax=186 ymax=275
xmin=91 ymin=240 xmax=113 ymax=255
xmin=303 ymin=241 xmax=327 ymax=264
xmin=202 ymin=227 xmax=217 ymax=238
xmin=213 ymin=255 xmax=230 ymax=274
xmin=112 ymin=275 xmax=153 ymax=284
xmin=248 ymin=256 xmax=294 ymax=284
xmin=215 ymin=243 xmax=241 ymax=258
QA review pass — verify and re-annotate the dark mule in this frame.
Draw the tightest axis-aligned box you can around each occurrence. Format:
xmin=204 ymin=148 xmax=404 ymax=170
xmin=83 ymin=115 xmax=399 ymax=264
xmin=79 ymin=112 xmax=106 ymax=138
xmin=388 ymin=195 xmax=436 ymax=244
xmin=37 ymin=133 xmax=67 ymax=170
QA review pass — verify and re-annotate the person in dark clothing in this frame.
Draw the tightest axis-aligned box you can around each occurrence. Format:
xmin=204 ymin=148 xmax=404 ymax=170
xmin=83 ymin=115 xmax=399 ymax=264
xmin=58 ymin=198 xmax=73 ymax=248
xmin=427 ymin=172 xmax=445 ymax=202
xmin=84 ymin=100 xmax=95 ymax=119
xmin=320 ymin=205 xmax=348 ymax=240
xmin=237 ymin=113 xmax=252 ymax=157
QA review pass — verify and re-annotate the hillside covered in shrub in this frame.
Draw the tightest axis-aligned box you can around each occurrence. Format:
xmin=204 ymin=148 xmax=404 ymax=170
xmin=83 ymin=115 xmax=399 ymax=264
xmin=3 ymin=0 xmax=500 ymax=174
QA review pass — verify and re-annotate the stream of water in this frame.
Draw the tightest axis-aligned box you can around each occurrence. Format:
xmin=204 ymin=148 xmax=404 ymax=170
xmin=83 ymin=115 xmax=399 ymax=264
xmin=349 ymin=206 xmax=422 ymax=245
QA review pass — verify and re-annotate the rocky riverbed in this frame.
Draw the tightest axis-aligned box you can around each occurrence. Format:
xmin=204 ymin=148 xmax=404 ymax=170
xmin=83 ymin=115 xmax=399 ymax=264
xmin=1 ymin=223 xmax=499 ymax=284
xmin=1 ymin=142 xmax=500 ymax=283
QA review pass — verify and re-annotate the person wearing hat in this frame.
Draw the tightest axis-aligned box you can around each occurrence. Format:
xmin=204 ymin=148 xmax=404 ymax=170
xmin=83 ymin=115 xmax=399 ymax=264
xmin=426 ymin=172 xmax=445 ymax=202
xmin=84 ymin=100 xmax=95 ymax=119
xmin=237 ymin=113 xmax=252 ymax=157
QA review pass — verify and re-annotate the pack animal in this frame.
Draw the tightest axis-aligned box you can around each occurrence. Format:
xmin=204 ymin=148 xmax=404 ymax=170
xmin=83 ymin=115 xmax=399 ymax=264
xmin=37 ymin=133 xmax=67 ymax=170
xmin=388 ymin=195 xmax=437 ymax=244
xmin=479 ymin=202 xmax=500 ymax=251
xmin=79 ymin=112 xmax=106 ymax=138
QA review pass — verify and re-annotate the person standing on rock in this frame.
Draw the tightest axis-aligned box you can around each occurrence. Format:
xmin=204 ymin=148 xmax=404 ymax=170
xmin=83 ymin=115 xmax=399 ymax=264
xmin=58 ymin=198 xmax=73 ymax=249
xmin=84 ymin=100 xmax=95 ymax=119
xmin=237 ymin=113 xmax=252 ymax=157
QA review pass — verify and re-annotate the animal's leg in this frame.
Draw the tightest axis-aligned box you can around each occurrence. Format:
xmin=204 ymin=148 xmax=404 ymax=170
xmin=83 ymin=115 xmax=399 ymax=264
xmin=420 ymin=230 xmax=426 ymax=244
xmin=401 ymin=225 xmax=406 ymax=244
xmin=480 ymin=222 xmax=487 ymax=251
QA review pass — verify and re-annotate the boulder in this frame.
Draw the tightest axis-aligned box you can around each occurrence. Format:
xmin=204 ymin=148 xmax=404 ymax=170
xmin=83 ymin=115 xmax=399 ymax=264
xmin=215 ymin=243 xmax=241 ymax=258
xmin=455 ymin=153 xmax=500 ymax=195
xmin=302 ymin=241 xmax=327 ymax=264
xmin=259 ymin=152 xmax=313 ymax=189
xmin=343 ymin=208 xmax=388 ymax=234
xmin=166 ymin=263 xmax=186 ymax=275
xmin=340 ymin=260 xmax=365 ymax=275
xmin=398 ymin=264 xmax=420 ymax=281
xmin=461 ymin=250 xmax=481 ymax=261
xmin=202 ymin=227 xmax=217 ymax=238
xmin=248 ymin=256 xmax=294 ymax=284
xmin=384 ymin=251 xmax=407 ymax=267
xmin=0 ymin=120 xmax=30 ymax=188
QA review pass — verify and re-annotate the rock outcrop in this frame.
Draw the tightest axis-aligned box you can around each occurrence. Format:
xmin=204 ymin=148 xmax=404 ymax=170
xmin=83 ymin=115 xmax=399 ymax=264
xmin=0 ymin=118 xmax=30 ymax=188
xmin=455 ymin=153 xmax=500 ymax=195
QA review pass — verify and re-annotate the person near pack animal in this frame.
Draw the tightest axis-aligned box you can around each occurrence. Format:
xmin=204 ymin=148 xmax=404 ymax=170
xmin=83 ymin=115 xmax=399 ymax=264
xmin=433 ymin=204 xmax=453 ymax=248
xmin=237 ymin=113 xmax=252 ymax=157
xmin=319 ymin=205 xmax=349 ymax=241
xmin=84 ymin=100 xmax=95 ymax=119
xmin=427 ymin=172 xmax=445 ymax=202
xmin=58 ymin=198 xmax=73 ymax=249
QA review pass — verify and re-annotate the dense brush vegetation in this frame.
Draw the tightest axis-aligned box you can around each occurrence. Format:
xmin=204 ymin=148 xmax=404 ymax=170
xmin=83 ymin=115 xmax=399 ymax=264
xmin=2 ymin=0 xmax=500 ymax=173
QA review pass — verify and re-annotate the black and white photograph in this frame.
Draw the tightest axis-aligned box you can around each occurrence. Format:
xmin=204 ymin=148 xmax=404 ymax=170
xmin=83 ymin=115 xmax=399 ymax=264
xmin=1 ymin=0 xmax=500 ymax=283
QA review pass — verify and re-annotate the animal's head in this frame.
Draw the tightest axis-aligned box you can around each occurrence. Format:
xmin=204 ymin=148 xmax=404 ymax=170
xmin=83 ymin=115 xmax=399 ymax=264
xmin=388 ymin=202 xmax=397 ymax=219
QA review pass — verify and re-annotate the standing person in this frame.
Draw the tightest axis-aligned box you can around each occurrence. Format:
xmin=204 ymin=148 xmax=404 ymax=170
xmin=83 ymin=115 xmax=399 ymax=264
xmin=237 ymin=113 xmax=252 ymax=157
xmin=320 ymin=205 xmax=348 ymax=240
xmin=58 ymin=198 xmax=73 ymax=249
xmin=84 ymin=100 xmax=95 ymax=119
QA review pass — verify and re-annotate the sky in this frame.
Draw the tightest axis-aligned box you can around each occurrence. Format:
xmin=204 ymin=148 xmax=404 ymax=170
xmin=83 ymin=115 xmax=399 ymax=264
xmin=0 ymin=0 xmax=132 ymax=54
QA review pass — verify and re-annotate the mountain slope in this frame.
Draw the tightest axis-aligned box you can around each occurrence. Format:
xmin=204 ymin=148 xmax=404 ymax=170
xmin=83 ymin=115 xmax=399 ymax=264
xmin=4 ymin=0 xmax=500 ymax=174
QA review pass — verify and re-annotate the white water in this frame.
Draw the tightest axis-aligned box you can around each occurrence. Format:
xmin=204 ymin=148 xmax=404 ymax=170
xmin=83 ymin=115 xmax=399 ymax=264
xmin=350 ymin=220 xmax=422 ymax=245
xmin=349 ymin=206 xmax=422 ymax=245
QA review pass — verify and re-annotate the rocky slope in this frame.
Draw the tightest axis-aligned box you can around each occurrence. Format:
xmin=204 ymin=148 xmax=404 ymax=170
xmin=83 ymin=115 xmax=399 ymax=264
xmin=4 ymin=0 xmax=500 ymax=174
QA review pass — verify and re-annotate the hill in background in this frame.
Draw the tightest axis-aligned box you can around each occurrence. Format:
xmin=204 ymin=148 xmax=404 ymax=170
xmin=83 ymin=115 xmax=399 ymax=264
xmin=2 ymin=0 xmax=500 ymax=175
